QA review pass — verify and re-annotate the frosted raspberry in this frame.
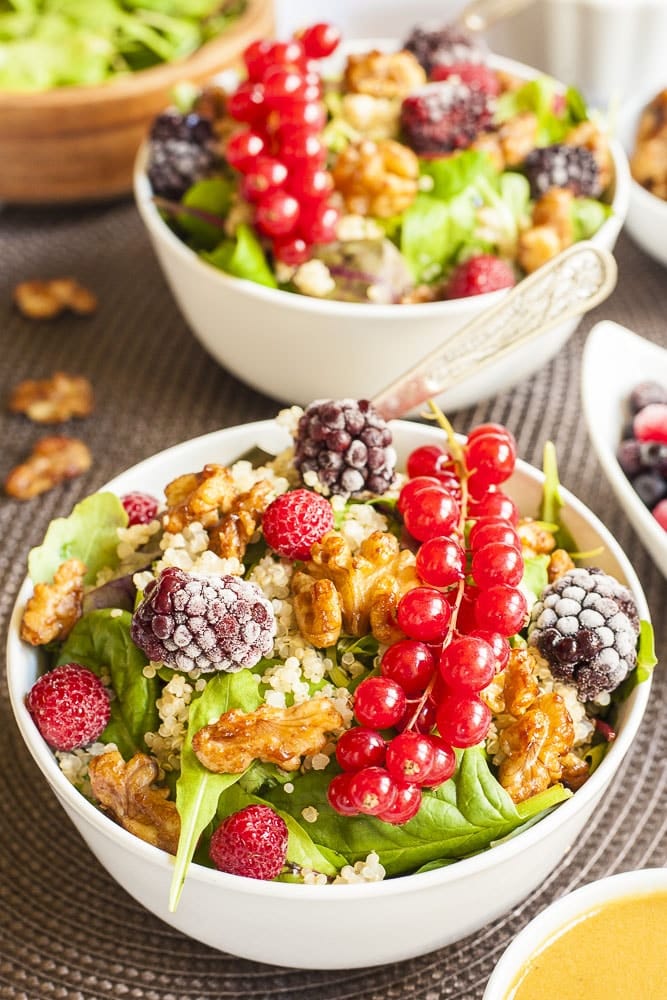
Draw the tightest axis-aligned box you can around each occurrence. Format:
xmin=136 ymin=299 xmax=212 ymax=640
xmin=26 ymin=663 xmax=111 ymax=751
xmin=209 ymin=805 xmax=288 ymax=880
xmin=121 ymin=491 xmax=160 ymax=526
xmin=131 ymin=568 xmax=275 ymax=674
xmin=403 ymin=24 xmax=487 ymax=77
xmin=633 ymin=403 xmax=667 ymax=444
xmin=446 ymin=255 xmax=515 ymax=299
xmin=262 ymin=489 xmax=334 ymax=561
xmin=431 ymin=62 xmax=500 ymax=96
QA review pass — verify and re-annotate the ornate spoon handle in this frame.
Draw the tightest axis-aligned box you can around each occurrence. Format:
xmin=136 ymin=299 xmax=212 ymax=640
xmin=371 ymin=241 xmax=617 ymax=422
xmin=456 ymin=0 xmax=537 ymax=32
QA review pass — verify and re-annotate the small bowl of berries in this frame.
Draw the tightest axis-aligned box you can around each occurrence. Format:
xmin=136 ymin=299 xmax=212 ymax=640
xmin=134 ymin=22 xmax=630 ymax=412
xmin=7 ymin=401 xmax=654 ymax=968
xmin=583 ymin=320 xmax=667 ymax=578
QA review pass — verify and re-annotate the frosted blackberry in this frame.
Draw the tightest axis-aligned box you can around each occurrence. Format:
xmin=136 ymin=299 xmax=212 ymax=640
xmin=633 ymin=470 xmax=667 ymax=508
xmin=523 ymin=144 xmax=601 ymax=199
xmin=401 ymin=81 xmax=492 ymax=155
xmin=147 ymin=111 xmax=218 ymax=200
xmin=294 ymin=399 xmax=397 ymax=498
xmin=403 ymin=24 xmax=487 ymax=77
xmin=131 ymin=568 xmax=275 ymax=674
xmin=528 ymin=567 xmax=640 ymax=702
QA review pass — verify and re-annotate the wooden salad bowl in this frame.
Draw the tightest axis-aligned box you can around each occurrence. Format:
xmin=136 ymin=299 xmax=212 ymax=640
xmin=0 ymin=0 xmax=273 ymax=204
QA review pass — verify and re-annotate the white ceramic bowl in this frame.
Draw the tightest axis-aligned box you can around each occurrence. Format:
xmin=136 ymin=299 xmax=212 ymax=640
xmin=6 ymin=420 xmax=652 ymax=969
xmin=134 ymin=49 xmax=630 ymax=412
xmin=616 ymin=89 xmax=667 ymax=268
xmin=483 ymin=866 xmax=667 ymax=999
xmin=582 ymin=320 xmax=667 ymax=577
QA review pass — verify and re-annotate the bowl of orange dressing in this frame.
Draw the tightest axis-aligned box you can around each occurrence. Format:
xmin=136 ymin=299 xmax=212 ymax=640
xmin=483 ymin=869 xmax=667 ymax=1000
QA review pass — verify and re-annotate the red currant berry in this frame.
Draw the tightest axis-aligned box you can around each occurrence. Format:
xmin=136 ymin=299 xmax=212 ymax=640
xmin=227 ymin=82 xmax=266 ymax=124
xmin=272 ymin=234 xmax=311 ymax=266
xmin=354 ymin=676 xmax=406 ymax=729
xmin=243 ymin=39 xmax=275 ymax=81
xmin=349 ymin=766 xmax=398 ymax=816
xmin=397 ymin=475 xmax=442 ymax=514
xmin=397 ymin=587 xmax=452 ymax=643
xmin=416 ymin=536 xmax=466 ymax=587
xmin=380 ymin=640 xmax=434 ymax=696
xmin=376 ymin=781 xmax=422 ymax=825
xmin=471 ymin=542 xmax=523 ymax=588
xmin=406 ymin=444 xmax=449 ymax=479
xmin=474 ymin=585 xmax=527 ymax=636
xmin=439 ymin=636 xmax=496 ymax=692
xmin=468 ymin=629 xmax=511 ymax=672
xmin=256 ymin=189 xmax=300 ymax=237
xmin=403 ymin=487 xmax=459 ymax=542
xmin=469 ymin=491 xmax=519 ymax=525
xmin=465 ymin=432 xmax=516 ymax=487
xmin=327 ymin=772 xmax=358 ymax=816
xmin=385 ymin=732 xmax=435 ymax=784
xmin=276 ymin=100 xmax=327 ymax=132
xmin=299 ymin=22 xmax=341 ymax=59
xmin=287 ymin=165 xmax=333 ymax=200
xmin=436 ymin=693 xmax=492 ymax=748
xmin=266 ymin=38 xmax=307 ymax=71
xmin=298 ymin=200 xmax=340 ymax=243
xmin=467 ymin=423 xmax=516 ymax=448
xmin=240 ymin=157 xmax=289 ymax=202
xmin=277 ymin=126 xmax=327 ymax=166
xmin=454 ymin=589 xmax=479 ymax=635
xmin=397 ymin=697 xmax=437 ymax=734
xmin=263 ymin=66 xmax=311 ymax=109
xmin=469 ymin=518 xmax=521 ymax=551
xmin=225 ymin=130 xmax=265 ymax=172
xmin=421 ymin=738 xmax=456 ymax=787
xmin=335 ymin=727 xmax=386 ymax=771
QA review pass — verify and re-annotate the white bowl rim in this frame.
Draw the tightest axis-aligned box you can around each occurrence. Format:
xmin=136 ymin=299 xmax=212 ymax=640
xmin=6 ymin=419 xmax=651 ymax=901
xmin=582 ymin=320 xmax=667 ymax=564
xmin=483 ymin=866 xmax=667 ymax=998
xmin=133 ymin=48 xmax=630 ymax=321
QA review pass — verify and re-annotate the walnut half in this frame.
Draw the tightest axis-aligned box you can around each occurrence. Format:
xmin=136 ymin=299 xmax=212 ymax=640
xmin=192 ymin=698 xmax=344 ymax=774
xmin=14 ymin=278 xmax=98 ymax=320
xmin=5 ymin=436 xmax=92 ymax=499
xmin=20 ymin=558 xmax=86 ymax=646
xmin=9 ymin=371 xmax=94 ymax=424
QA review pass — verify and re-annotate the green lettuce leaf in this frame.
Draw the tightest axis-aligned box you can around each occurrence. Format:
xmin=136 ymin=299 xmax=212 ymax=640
xmin=539 ymin=441 xmax=578 ymax=552
xmin=495 ymin=76 xmax=587 ymax=145
xmin=420 ymin=150 xmax=497 ymax=200
xmin=178 ymin=177 xmax=234 ymax=249
xmin=571 ymin=197 xmax=613 ymax=241
xmin=204 ymin=223 xmax=277 ymax=288
xmin=56 ymin=609 xmax=158 ymax=759
xmin=400 ymin=193 xmax=451 ymax=283
xmin=28 ymin=492 xmax=128 ymax=586
xmin=522 ymin=553 xmax=550 ymax=599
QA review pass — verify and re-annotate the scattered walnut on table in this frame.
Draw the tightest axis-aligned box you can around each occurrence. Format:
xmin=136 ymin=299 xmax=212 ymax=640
xmin=13 ymin=278 xmax=97 ymax=320
xmin=89 ymin=750 xmax=180 ymax=855
xmin=192 ymin=698 xmax=345 ymax=774
xmin=20 ymin=558 xmax=86 ymax=646
xmin=8 ymin=371 xmax=94 ymax=424
xmin=5 ymin=436 xmax=92 ymax=500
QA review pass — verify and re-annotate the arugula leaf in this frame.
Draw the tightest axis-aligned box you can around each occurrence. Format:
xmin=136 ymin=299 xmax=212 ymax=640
xmin=56 ymin=609 xmax=158 ymax=760
xmin=204 ymin=223 xmax=277 ymax=288
xmin=539 ymin=441 xmax=578 ymax=552
xmin=28 ymin=492 xmax=128 ymax=586
xmin=170 ymin=669 xmax=261 ymax=911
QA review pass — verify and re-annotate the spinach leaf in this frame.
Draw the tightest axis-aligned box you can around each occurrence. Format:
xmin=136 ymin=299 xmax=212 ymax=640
xmin=495 ymin=77 xmax=581 ymax=144
xmin=56 ymin=609 xmax=158 ymax=759
xmin=204 ymin=223 xmax=277 ymax=288
xmin=420 ymin=150 xmax=496 ymax=200
xmin=178 ymin=177 xmax=234 ymax=249
xmin=29 ymin=492 xmax=128 ymax=586
xmin=170 ymin=669 xmax=261 ymax=911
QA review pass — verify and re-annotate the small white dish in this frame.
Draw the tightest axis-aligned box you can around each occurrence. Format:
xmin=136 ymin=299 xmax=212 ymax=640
xmin=483 ymin=866 xmax=667 ymax=999
xmin=582 ymin=320 xmax=667 ymax=577
xmin=616 ymin=89 xmax=667 ymax=268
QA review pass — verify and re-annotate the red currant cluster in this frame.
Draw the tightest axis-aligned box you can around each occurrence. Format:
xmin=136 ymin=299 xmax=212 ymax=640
xmin=327 ymin=421 xmax=528 ymax=825
xmin=226 ymin=24 xmax=341 ymax=266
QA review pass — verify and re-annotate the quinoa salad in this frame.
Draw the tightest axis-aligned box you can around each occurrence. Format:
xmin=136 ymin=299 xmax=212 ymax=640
xmin=145 ymin=20 xmax=615 ymax=305
xmin=20 ymin=402 xmax=655 ymax=906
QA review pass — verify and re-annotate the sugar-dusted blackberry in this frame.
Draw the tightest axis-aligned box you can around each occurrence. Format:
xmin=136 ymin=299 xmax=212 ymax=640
xmin=639 ymin=441 xmax=667 ymax=477
xmin=616 ymin=438 xmax=643 ymax=479
xmin=294 ymin=399 xmax=397 ymax=498
xmin=403 ymin=24 xmax=487 ymax=77
xmin=523 ymin=144 xmax=601 ymax=199
xmin=633 ymin=470 xmax=667 ymax=509
xmin=528 ymin=567 xmax=640 ymax=702
xmin=400 ymin=81 xmax=492 ymax=155
xmin=147 ymin=110 xmax=218 ymax=200
xmin=131 ymin=567 xmax=275 ymax=674
xmin=630 ymin=380 xmax=667 ymax=413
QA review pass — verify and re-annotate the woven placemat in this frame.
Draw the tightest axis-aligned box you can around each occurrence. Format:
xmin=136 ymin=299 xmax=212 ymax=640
xmin=0 ymin=203 xmax=665 ymax=1000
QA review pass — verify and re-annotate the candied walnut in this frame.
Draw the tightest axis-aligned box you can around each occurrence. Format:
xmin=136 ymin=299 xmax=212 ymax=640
xmin=499 ymin=111 xmax=538 ymax=167
xmin=208 ymin=480 xmax=275 ymax=561
xmin=8 ymin=372 xmax=94 ymax=424
xmin=548 ymin=548 xmax=576 ymax=583
xmin=532 ymin=188 xmax=575 ymax=249
xmin=400 ymin=283 xmax=439 ymax=305
xmin=560 ymin=751 xmax=590 ymax=791
xmin=293 ymin=529 xmax=420 ymax=646
xmin=470 ymin=131 xmax=505 ymax=172
xmin=344 ymin=49 xmax=426 ymax=99
xmin=496 ymin=69 xmax=526 ymax=93
xmin=163 ymin=463 xmax=235 ymax=532
xmin=192 ymin=698 xmax=344 ymax=774
xmin=89 ymin=750 xmax=180 ymax=855
xmin=292 ymin=577 xmax=343 ymax=648
xmin=503 ymin=645 xmax=540 ymax=717
xmin=20 ymin=558 xmax=86 ymax=646
xmin=5 ymin=436 xmax=92 ymax=500
xmin=517 ymin=518 xmax=557 ymax=558
xmin=517 ymin=224 xmax=562 ymax=274
xmin=498 ymin=691 xmax=575 ymax=802
xmin=14 ymin=278 xmax=97 ymax=320
xmin=340 ymin=93 xmax=401 ymax=141
xmin=332 ymin=138 xmax=419 ymax=218
xmin=566 ymin=120 xmax=613 ymax=193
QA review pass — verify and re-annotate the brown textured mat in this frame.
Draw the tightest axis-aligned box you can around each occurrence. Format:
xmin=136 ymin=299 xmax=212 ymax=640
xmin=0 ymin=203 xmax=665 ymax=1000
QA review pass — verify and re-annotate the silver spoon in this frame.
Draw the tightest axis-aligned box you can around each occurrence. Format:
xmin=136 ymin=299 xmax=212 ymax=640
xmin=455 ymin=0 xmax=538 ymax=33
xmin=371 ymin=241 xmax=617 ymax=421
